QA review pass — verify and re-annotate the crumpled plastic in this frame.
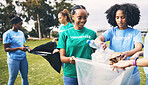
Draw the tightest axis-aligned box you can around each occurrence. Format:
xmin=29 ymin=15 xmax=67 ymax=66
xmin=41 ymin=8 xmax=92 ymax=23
xmin=75 ymin=48 xmax=134 ymax=85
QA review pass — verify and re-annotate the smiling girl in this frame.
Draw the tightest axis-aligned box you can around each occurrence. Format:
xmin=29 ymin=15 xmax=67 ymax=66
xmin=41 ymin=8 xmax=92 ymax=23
xmin=57 ymin=5 xmax=97 ymax=85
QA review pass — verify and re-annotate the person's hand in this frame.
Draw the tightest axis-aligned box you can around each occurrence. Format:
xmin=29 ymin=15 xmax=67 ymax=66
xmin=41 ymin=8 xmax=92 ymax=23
xmin=112 ymin=66 xmax=126 ymax=73
xmin=69 ymin=56 xmax=75 ymax=65
xmin=112 ymin=60 xmax=133 ymax=73
xmin=19 ymin=47 xmax=27 ymax=52
xmin=101 ymin=42 xmax=108 ymax=50
xmin=52 ymin=38 xmax=58 ymax=42
xmin=129 ymin=52 xmax=140 ymax=60
xmin=120 ymin=52 xmax=128 ymax=60
xmin=53 ymin=49 xmax=59 ymax=54
xmin=95 ymin=41 xmax=107 ymax=50
xmin=109 ymin=52 xmax=123 ymax=65
xmin=26 ymin=46 xmax=31 ymax=52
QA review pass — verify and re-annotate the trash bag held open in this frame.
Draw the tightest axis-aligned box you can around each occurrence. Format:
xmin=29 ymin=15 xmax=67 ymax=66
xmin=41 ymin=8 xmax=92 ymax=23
xmin=75 ymin=48 xmax=134 ymax=85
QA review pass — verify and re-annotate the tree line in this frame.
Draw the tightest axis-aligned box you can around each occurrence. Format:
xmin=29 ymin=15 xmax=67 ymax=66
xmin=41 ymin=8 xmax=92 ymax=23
xmin=0 ymin=0 xmax=74 ymax=39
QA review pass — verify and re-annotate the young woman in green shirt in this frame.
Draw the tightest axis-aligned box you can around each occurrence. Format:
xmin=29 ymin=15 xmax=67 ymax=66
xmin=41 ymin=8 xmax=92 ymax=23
xmin=53 ymin=9 xmax=73 ymax=54
xmin=57 ymin=5 xmax=97 ymax=85
xmin=58 ymin=9 xmax=73 ymax=35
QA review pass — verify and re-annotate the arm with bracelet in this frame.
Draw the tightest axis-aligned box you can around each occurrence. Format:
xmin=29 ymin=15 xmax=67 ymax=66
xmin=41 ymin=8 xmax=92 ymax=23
xmin=133 ymin=57 xmax=139 ymax=66
xmin=112 ymin=57 xmax=148 ymax=70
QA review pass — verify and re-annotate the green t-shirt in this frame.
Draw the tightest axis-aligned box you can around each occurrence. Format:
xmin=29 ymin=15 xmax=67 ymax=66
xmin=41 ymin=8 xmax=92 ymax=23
xmin=57 ymin=27 xmax=97 ymax=78
xmin=59 ymin=22 xmax=73 ymax=36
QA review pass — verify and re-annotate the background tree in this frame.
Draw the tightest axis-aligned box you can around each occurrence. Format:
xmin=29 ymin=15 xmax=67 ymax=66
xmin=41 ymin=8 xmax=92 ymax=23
xmin=0 ymin=0 xmax=16 ymax=38
xmin=19 ymin=0 xmax=46 ymax=40
xmin=53 ymin=0 xmax=74 ymax=26
xmin=0 ymin=0 xmax=74 ymax=39
xmin=19 ymin=0 xmax=74 ymax=39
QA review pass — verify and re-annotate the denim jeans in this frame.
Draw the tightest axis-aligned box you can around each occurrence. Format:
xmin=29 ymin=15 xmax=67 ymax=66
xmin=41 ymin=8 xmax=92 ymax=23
xmin=146 ymin=74 xmax=148 ymax=85
xmin=63 ymin=75 xmax=78 ymax=85
xmin=129 ymin=69 xmax=141 ymax=85
xmin=7 ymin=57 xmax=29 ymax=85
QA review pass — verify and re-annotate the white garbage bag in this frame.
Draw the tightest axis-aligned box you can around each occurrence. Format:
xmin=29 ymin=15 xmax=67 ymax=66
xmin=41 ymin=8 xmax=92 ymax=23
xmin=75 ymin=48 xmax=134 ymax=85
xmin=91 ymin=48 xmax=114 ymax=64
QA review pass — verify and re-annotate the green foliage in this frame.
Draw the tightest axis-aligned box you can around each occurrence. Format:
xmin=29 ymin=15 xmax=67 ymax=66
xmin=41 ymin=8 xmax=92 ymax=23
xmin=0 ymin=1 xmax=16 ymax=34
xmin=51 ymin=31 xmax=59 ymax=37
xmin=0 ymin=0 xmax=74 ymax=38
xmin=28 ymin=28 xmax=38 ymax=37
xmin=20 ymin=27 xmax=30 ymax=39
xmin=19 ymin=0 xmax=74 ymax=38
xmin=53 ymin=0 xmax=74 ymax=26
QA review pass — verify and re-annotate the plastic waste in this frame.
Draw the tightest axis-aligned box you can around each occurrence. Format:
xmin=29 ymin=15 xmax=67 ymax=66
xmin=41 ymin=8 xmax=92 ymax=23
xmin=75 ymin=40 xmax=134 ymax=85
xmin=75 ymin=58 xmax=134 ymax=85
xmin=91 ymin=47 xmax=114 ymax=64
xmin=86 ymin=40 xmax=114 ymax=64
xmin=87 ymin=40 xmax=98 ymax=49
xmin=87 ymin=40 xmax=104 ymax=52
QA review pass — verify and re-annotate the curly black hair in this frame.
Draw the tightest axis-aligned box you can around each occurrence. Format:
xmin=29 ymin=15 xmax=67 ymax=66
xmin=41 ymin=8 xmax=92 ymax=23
xmin=105 ymin=3 xmax=140 ymax=27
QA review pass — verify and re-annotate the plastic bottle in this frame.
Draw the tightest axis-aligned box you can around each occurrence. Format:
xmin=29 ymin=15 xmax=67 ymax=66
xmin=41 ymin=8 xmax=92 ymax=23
xmin=87 ymin=40 xmax=112 ymax=52
xmin=87 ymin=40 xmax=98 ymax=49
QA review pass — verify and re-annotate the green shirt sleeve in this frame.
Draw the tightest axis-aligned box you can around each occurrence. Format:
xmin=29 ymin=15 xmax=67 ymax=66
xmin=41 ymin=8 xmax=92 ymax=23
xmin=57 ymin=31 xmax=66 ymax=49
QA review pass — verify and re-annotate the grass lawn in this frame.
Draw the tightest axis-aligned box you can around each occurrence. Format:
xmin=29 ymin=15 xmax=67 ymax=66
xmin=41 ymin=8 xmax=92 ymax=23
xmin=0 ymin=39 xmax=63 ymax=85
xmin=0 ymin=38 xmax=146 ymax=85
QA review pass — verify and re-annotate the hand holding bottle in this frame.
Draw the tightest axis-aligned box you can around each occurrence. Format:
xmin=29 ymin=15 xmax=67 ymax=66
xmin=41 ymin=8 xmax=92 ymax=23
xmin=99 ymin=41 xmax=108 ymax=50
xmin=87 ymin=40 xmax=107 ymax=50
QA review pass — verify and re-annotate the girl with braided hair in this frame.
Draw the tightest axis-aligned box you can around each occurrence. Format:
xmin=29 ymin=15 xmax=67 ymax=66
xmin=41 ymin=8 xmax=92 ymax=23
xmin=57 ymin=5 xmax=97 ymax=85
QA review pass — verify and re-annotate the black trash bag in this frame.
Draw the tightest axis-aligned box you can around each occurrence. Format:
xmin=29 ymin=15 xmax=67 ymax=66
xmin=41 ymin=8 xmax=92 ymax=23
xmin=29 ymin=42 xmax=61 ymax=73
xmin=31 ymin=41 xmax=57 ymax=53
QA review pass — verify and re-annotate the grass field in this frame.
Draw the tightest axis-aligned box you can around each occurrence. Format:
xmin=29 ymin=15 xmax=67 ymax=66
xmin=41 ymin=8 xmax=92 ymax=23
xmin=0 ymin=39 xmax=146 ymax=85
xmin=0 ymin=39 xmax=63 ymax=85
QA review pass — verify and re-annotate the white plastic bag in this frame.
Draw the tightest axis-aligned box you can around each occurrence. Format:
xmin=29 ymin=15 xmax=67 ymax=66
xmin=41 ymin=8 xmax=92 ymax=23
xmin=92 ymin=48 xmax=114 ymax=64
xmin=75 ymin=48 xmax=134 ymax=85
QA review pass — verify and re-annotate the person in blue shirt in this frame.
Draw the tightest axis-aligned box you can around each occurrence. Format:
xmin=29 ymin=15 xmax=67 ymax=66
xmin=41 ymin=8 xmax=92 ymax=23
xmin=144 ymin=33 xmax=148 ymax=85
xmin=95 ymin=3 xmax=143 ymax=85
xmin=113 ymin=33 xmax=148 ymax=85
xmin=3 ymin=14 xmax=30 ymax=85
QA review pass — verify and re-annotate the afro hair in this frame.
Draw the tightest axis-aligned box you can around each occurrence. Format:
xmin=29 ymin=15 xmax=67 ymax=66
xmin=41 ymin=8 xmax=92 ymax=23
xmin=105 ymin=3 xmax=140 ymax=27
